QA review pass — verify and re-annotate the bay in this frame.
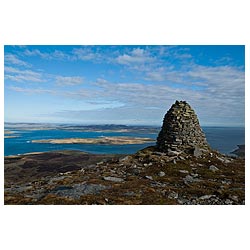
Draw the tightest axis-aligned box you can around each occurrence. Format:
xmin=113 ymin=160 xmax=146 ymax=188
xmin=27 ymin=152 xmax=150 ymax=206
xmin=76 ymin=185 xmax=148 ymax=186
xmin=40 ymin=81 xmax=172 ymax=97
xmin=4 ymin=126 xmax=245 ymax=156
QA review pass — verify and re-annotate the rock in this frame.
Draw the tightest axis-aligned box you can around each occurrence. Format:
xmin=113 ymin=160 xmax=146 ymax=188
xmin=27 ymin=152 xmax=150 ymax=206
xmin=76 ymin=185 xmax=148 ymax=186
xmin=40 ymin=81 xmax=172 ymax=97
xmin=199 ymin=194 xmax=216 ymax=200
xmin=144 ymin=162 xmax=153 ymax=167
xmin=209 ymin=165 xmax=219 ymax=172
xmin=221 ymin=180 xmax=232 ymax=185
xmin=158 ymin=171 xmax=166 ymax=177
xmin=79 ymin=168 xmax=85 ymax=174
xmin=217 ymin=156 xmax=231 ymax=164
xmin=52 ymin=183 xmax=108 ymax=199
xmin=179 ymin=170 xmax=189 ymax=174
xmin=12 ymin=185 xmax=33 ymax=192
xmin=145 ymin=175 xmax=153 ymax=180
xmin=167 ymin=150 xmax=180 ymax=156
xmin=191 ymin=199 xmax=197 ymax=205
xmin=183 ymin=175 xmax=194 ymax=183
xmin=119 ymin=156 xmax=131 ymax=162
xmin=48 ymin=175 xmax=67 ymax=184
xmin=168 ymin=191 xmax=178 ymax=199
xmin=225 ymin=199 xmax=233 ymax=205
xmin=191 ymin=173 xmax=198 ymax=178
xmin=85 ymin=164 xmax=98 ymax=169
xmin=178 ymin=156 xmax=186 ymax=160
xmin=229 ymin=195 xmax=238 ymax=202
xmin=177 ymin=198 xmax=190 ymax=204
xmin=185 ymin=175 xmax=194 ymax=181
xmin=124 ymin=191 xmax=135 ymax=196
xmin=151 ymin=182 xmax=167 ymax=188
xmin=183 ymin=174 xmax=201 ymax=185
xmin=154 ymin=151 xmax=166 ymax=156
xmin=96 ymin=161 xmax=104 ymax=165
xmin=131 ymin=168 xmax=141 ymax=175
xmin=193 ymin=146 xmax=202 ymax=157
xmin=103 ymin=176 xmax=124 ymax=182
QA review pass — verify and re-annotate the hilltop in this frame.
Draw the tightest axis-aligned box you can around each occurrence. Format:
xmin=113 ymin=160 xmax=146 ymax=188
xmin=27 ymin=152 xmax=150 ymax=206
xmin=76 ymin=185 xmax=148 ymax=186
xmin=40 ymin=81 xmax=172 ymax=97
xmin=4 ymin=101 xmax=245 ymax=205
xmin=4 ymin=147 xmax=244 ymax=205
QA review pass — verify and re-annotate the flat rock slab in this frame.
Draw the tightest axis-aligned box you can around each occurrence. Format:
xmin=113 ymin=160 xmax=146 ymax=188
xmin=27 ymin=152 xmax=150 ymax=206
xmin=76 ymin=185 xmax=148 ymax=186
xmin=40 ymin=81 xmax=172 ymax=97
xmin=51 ymin=183 xmax=109 ymax=199
xmin=103 ymin=176 xmax=124 ymax=182
xmin=183 ymin=175 xmax=201 ymax=185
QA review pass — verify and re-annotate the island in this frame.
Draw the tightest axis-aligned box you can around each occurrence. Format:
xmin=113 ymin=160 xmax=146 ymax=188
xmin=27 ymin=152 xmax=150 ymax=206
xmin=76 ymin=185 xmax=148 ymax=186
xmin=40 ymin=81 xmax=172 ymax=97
xmin=4 ymin=130 xmax=20 ymax=138
xmin=31 ymin=136 xmax=155 ymax=145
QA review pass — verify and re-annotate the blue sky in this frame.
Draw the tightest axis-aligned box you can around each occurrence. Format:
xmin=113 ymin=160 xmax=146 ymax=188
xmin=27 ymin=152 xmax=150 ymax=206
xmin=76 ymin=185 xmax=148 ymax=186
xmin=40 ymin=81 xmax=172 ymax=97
xmin=4 ymin=45 xmax=245 ymax=126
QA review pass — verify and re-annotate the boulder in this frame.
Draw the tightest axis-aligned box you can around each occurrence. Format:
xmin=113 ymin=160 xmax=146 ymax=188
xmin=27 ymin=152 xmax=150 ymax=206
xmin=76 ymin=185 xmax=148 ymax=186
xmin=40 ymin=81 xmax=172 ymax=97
xmin=158 ymin=171 xmax=166 ymax=177
xmin=209 ymin=165 xmax=219 ymax=172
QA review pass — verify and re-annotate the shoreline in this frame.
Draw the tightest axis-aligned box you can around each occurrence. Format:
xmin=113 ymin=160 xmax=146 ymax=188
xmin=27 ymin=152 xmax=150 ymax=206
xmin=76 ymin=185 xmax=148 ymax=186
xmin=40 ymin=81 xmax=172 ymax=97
xmin=231 ymin=144 xmax=245 ymax=157
xmin=4 ymin=144 xmax=245 ymax=158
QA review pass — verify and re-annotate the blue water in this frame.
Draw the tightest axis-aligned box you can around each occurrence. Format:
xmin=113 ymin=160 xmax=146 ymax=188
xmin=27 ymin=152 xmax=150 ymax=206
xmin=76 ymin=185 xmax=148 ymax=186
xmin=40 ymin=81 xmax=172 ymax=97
xmin=202 ymin=127 xmax=245 ymax=155
xmin=4 ymin=127 xmax=245 ymax=156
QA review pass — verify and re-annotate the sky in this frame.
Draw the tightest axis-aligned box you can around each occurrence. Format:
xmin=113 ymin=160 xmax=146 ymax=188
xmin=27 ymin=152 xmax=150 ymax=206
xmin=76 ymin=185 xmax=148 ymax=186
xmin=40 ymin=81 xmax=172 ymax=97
xmin=4 ymin=45 xmax=245 ymax=126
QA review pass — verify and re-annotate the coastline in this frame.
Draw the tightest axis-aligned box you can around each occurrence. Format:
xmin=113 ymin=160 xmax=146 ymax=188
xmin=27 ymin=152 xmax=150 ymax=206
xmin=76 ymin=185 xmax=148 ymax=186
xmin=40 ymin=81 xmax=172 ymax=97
xmin=231 ymin=145 xmax=245 ymax=157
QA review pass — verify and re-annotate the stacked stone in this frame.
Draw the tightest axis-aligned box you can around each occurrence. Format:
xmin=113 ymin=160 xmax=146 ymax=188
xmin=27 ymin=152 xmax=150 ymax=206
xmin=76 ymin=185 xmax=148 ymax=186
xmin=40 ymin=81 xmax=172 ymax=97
xmin=157 ymin=100 xmax=210 ymax=154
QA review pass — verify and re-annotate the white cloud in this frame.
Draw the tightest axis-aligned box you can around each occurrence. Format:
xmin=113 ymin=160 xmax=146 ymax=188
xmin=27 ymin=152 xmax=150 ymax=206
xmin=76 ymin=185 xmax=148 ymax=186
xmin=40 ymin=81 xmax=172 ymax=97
xmin=116 ymin=48 xmax=155 ymax=65
xmin=72 ymin=47 xmax=101 ymax=61
xmin=8 ymin=86 xmax=55 ymax=94
xmin=52 ymin=50 xmax=70 ymax=60
xmin=5 ymin=54 xmax=30 ymax=67
xmin=4 ymin=66 xmax=45 ymax=82
xmin=23 ymin=48 xmax=71 ymax=60
xmin=5 ymin=66 xmax=86 ymax=86
xmin=55 ymin=76 xmax=84 ymax=86
xmin=24 ymin=49 xmax=50 ymax=59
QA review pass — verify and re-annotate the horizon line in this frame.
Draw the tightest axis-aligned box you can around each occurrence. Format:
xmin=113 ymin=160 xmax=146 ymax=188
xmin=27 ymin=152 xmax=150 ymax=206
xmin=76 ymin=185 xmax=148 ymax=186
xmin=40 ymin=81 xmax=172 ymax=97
xmin=4 ymin=121 xmax=245 ymax=128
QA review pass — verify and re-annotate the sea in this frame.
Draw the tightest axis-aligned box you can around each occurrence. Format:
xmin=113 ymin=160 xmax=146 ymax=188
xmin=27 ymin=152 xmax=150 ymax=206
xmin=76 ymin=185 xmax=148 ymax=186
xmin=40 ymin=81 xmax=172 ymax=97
xmin=4 ymin=126 xmax=245 ymax=156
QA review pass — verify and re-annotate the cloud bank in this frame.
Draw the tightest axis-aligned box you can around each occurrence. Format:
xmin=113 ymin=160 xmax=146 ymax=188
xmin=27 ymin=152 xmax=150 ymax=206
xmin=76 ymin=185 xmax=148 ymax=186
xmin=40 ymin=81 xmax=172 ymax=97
xmin=4 ymin=45 xmax=245 ymax=126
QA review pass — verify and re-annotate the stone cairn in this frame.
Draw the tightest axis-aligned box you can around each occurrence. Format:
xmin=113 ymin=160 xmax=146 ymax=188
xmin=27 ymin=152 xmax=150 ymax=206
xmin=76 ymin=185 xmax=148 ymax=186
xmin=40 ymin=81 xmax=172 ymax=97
xmin=156 ymin=100 xmax=210 ymax=156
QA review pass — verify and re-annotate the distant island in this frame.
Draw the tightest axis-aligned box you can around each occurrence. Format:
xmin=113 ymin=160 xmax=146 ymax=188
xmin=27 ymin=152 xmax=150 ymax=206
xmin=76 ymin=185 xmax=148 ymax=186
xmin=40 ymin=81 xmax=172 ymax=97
xmin=31 ymin=136 xmax=155 ymax=145
xmin=4 ymin=130 xmax=20 ymax=139
xmin=4 ymin=123 xmax=159 ymax=133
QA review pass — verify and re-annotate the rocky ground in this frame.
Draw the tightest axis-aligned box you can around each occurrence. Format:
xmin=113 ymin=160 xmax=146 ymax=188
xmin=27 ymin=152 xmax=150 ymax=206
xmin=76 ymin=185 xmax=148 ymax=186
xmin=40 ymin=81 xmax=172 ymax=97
xmin=4 ymin=147 xmax=245 ymax=205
